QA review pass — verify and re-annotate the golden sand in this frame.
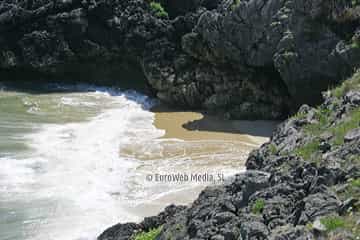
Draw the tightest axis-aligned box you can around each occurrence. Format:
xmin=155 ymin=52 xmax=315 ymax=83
xmin=123 ymin=104 xmax=279 ymax=219
xmin=151 ymin=104 xmax=278 ymax=145
xmin=119 ymin=105 xmax=278 ymax=162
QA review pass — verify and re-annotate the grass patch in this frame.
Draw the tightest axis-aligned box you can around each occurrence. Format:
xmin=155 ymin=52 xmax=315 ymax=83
xmin=251 ymin=199 xmax=265 ymax=214
xmin=306 ymin=222 xmax=313 ymax=231
xmin=268 ymin=143 xmax=278 ymax=155
xmin=133 ymin=226 xmax=162 ymax=240
xmin=296 ymin=106 xmax=359 ymax=159
xmin=343 ymin=215 xmax=360 ymax=237
xmin=298 ymin=69 xmax=360 ymax=138
xmin=331 ymin=70 xmax=360 ymax=98
xmin=291 ymin=110 xmax=307 ymax=120
xmin=231 ymin=0 xmax=241 ymax=10
xmin=303 ymin=108 xmax=331 ymax=135
xmin=350 ymin=178 xmax=360 ymax=188
xmin=319 ymin=215 xmax=360 ymax=236
xmin=150 ymin=2 xmax=168 ymax=18
xmin=331 ymin=108 xmax=360 ymax=145
xmin=347 ymin=178 xmax=360 ymax=200
xmin=334 ymin=176 xmax=360 ymax=202
xmin=295 ymin=139 xmax=321 ymax=161
xmin=351 ymin=41 xmax=359 ymax=49
xmin=297 ymin=106 xmax=359 ymax=147
xmin=320 ymin=216 xmax=345 ymax=231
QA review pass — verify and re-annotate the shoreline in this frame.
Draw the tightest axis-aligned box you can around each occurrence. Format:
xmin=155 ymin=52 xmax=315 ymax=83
xmin=151 ymin=104 xmax=279 ymax=146
xmin=122 ymin=104 xmax=279 ymax=219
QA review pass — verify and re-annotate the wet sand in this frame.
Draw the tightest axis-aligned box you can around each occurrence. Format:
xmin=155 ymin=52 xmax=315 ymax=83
xmin=126 ymin=104 xmax=279 ymax=219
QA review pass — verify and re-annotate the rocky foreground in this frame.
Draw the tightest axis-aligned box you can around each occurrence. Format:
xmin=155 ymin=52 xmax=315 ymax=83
xmin=98 ymin=71 xmax=360 ymax=239
xmin=1 ymin=0 xmax=359 ymax=119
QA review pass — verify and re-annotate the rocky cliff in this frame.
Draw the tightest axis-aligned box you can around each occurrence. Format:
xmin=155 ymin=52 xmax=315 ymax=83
xmin=1 ymin=0 xmax=359 ymax=119
xmin=98 ymin=70 xmax=360 ymax=239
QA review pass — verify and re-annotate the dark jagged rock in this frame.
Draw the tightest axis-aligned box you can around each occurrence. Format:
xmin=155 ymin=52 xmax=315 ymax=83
xmin=98 ymin=72 xmax=360 ymax=239
xmin=98 ymin=223 xmax=140 ymax=240
xmin=1 ymin=0 xmax=359 ymax=119
xmin=98 ymin=204 xmax=185 ymax=240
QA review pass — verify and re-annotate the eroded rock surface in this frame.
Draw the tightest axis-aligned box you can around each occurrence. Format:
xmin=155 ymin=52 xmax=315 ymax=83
xmin=1 ymin=0 xmax=359 ymax=119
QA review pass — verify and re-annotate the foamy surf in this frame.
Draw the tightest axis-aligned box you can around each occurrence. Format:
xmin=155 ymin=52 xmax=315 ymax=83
xmin=0 ymin=83 xmax=264 ymax=240
xmin=0 ymin=85 xmax=164 ymax=240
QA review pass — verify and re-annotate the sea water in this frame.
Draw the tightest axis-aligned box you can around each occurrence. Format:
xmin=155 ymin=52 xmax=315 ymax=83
xmin=0 ymin=83 xmax=253 ymax=240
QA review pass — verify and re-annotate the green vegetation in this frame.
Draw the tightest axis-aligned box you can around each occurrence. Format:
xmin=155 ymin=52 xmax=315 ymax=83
xmin=283 ymin=51 xmax=297 ymax=62
xmin=320 ymin=216 xmax=345 ymax=231
xmin=334 ymin=177 xmax=360 ymax=203
xmin=342 ymin=215 xmax=360 ymax=237
xmin=295 ymin=139 xmax=320 ymax=161
xmin=318 ymin=215 xmax=360 ymax=236
xmin=251 ymin=199 xmax=265 ymax=214
xmin=351 ymin=178 xmax=360 ymax=188
xmin=268 ymin=143 xmax=278 ymax=155
xmin=306 ymin=222 xmax=313 ymax=231
xmin=292 ymin=111 xmax=307 ymax=120
xmin=348 ymin=178 xmax=360 ymax=201
xmin=231 ymin=0 xmax=241 ymax=10
xmin=351 ymin=41 xmax=359 ymax=49
xmin=175 ymin=224 xmax=183 ymax=231
xmin=331 ymin=70 xmax=360 ymax=98
xmin=290 ymin=71 xmax=360 ymax=161
xmin=331 ymin=108 xmax=360 ymax=145
xmin=150 ymin=2 xmax=168 ymax=18
xmin=287 ymin=70 xmax=360 ymax=237
xmin=293 ymin=107 xmax=360 ymax=161
xmin=132 ymin=226 xmax=162 ymax=240
xmin=303 ymin=108 xmax=331 ymax=135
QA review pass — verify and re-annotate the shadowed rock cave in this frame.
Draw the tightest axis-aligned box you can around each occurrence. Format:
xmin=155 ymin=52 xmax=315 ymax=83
xmin=0 ymin=58 xmax=150 ymax=93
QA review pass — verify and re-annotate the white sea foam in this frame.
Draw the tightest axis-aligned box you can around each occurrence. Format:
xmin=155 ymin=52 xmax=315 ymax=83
xmin=0 ymin=86 xmax=164 ymax=240
xmin=0 ymin=84 xmax=254 ymax=240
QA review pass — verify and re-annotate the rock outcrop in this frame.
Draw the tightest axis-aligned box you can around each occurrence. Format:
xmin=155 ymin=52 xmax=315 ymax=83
xmin=98 ymin=205 xmax=186 ymax=240
xmin=1 ymin=0 xmax=359 ymax=119
xmin=98 ymin=71 xmax=360 ymax=239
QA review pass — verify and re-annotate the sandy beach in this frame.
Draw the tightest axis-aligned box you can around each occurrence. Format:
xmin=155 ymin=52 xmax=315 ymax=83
xmin=151 ymin=104 xmax=278 ymax=145
xmin=125 ymin=104 xmax=279 ymax=218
